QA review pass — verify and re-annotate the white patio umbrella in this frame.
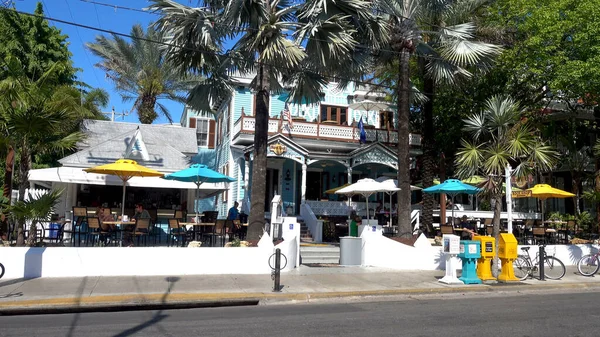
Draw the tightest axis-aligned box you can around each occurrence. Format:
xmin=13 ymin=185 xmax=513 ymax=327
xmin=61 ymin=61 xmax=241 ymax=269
xmin=335 ymin=178 xmax=387 ymax=221
xmin=375 ymin=177 xmax=422 ymax=226
xmin=348 ymin=100 xmax=392 ymax=112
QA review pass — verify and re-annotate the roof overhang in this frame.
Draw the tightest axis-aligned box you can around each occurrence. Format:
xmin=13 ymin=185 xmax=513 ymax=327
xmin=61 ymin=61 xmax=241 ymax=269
xmin=29 ymin=167 xmax=228 ymax=198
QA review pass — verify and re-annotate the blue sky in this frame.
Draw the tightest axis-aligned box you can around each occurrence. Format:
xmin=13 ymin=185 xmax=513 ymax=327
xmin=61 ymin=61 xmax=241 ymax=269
xmin=15 ymin=0 xmax=189 ymax=124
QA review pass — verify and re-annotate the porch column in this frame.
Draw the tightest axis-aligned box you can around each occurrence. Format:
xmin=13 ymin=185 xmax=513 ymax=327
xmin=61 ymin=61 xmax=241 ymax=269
xmin=347 ymin=166 xmax=352 ymax=184
xmin=244 ymin=159 xmax=250 ymax=190
xmin=301 ymin=163 xmax=307 ymax=204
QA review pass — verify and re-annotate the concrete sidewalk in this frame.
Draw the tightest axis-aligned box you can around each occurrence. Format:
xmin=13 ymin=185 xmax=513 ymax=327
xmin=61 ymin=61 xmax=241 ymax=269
xmin=0 ymin=265 xmax=598 ymax=315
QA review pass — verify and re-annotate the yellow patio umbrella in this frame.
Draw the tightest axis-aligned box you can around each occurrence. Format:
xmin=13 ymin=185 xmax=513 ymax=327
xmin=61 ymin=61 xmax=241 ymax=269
xmin=84 ymin=159 xmax=164 ymax=222
xmin=512 ymin=184 xmax=575 ymax=224
xmin=325 ymin=183 xmax=351 ymax=194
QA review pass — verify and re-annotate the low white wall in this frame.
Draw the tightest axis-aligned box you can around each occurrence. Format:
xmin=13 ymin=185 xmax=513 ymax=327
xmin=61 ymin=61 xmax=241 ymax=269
xmin=361 ymin=233 xmax=600 ymax=270
xmin=0 ymin=232 xmax=302 ymax=279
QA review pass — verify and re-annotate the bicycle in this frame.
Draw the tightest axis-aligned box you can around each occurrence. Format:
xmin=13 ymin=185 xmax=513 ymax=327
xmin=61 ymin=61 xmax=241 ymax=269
xmin=512 ymin=245 xmax=566 ymax=281
xmin=577 ymin=250 xmax=600 ymax=276
xmin=0 ymin=262 xmax=4 ymax=279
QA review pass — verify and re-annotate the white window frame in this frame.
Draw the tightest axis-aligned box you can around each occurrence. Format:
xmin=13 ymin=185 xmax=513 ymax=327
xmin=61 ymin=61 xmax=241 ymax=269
xmin=195 ymin=118 xmax=210 ymax=148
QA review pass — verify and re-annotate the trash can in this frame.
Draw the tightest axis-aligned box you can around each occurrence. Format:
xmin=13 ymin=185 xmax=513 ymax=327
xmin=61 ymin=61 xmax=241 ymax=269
xmin=48 ymin=223 xmax=60 ymax=240
xmin=339 ymin=236 xmax=362 ymax=266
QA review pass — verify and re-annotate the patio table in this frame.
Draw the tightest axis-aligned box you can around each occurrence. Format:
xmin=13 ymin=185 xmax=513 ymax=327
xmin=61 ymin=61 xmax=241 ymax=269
xmin=103 ymin=221 xmax=136 ymax=247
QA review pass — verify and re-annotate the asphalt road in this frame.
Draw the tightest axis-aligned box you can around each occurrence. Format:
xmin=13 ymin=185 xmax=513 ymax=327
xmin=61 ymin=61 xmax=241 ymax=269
xmin=0 ymin=291 xmax=596 ymax=337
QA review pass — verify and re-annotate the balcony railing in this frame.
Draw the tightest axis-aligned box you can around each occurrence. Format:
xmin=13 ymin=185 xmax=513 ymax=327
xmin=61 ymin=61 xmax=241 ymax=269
xmin=233 ymin=116 xmax=421 ymax=146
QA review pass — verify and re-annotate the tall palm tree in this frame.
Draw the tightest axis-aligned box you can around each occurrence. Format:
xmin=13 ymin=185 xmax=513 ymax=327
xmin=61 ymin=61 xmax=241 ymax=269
xmin=373 ymin=0 xmax=501 ymax=238
xmin=0 ymin=57 xmax=93 ymax=246
xmin=455 ymin=95 xmax=558 ymax=275
xmin=87 ymin=24 xmax=197 ymax=124
xmin=149 ymin=0 xmax=388 ymax=240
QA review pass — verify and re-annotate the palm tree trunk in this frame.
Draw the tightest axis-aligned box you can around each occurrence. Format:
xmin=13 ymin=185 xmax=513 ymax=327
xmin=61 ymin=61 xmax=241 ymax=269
xmin=396 ymin=47 xmax=412 ymax=238
xmin=3 ymin=145 xmax=14 ymax=200
xmin=16 ymin=143 xmax=31 ymax=246
xmin=421 ymin=74 xmax=436 ymax=234
xmin=247 ymin=64 xmax=270 ymax=241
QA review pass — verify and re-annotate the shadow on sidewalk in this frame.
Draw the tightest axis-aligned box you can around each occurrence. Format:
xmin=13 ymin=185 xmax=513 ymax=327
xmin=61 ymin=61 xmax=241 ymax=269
xmin=66 ymin=276 xmax=88 ymax=337
xmin=112 ymin=276 xmax=180 ymax=337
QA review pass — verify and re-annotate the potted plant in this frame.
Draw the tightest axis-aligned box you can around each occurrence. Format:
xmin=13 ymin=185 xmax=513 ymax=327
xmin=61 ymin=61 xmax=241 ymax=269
xmin=10 ymin=189 xmax=62 ymax=247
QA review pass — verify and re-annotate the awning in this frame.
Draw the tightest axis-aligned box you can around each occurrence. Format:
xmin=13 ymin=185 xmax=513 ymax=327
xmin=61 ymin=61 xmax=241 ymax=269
xmin=28 ymin=166 xmax=228 ymax=198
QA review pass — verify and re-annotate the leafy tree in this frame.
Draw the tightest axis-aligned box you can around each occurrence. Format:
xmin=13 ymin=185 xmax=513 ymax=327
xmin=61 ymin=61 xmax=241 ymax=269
xmin=455 ymin=95 xmax=558 ymax=275
xmin=0 ymin=58 xmax=94 ymax=246
xmin=87 ymin=24 xmax=198 ymax=124
xmin=0 ymin=3 xmax=75 ymax=84
xmin=149 ymin=0 xmax=387 ymax=240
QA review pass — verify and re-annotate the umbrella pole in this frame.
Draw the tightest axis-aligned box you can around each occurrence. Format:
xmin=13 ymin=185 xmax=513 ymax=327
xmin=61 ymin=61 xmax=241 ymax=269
xmin=120 ymin=181 xmax=126 ymax=247
xmin=451 ymin=194 xmax=455 ymax=226
xmin=195 ymin=182 xmax=201 ymax=224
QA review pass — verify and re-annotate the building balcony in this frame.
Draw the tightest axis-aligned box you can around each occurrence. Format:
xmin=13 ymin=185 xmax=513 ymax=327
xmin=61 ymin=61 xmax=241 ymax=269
xmin=232 ymin=116 xmax=421 ymax=148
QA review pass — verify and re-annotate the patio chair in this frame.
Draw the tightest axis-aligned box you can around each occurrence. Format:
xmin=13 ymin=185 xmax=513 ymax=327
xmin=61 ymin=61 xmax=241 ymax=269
xmin=68 ymin=207 xmax=89 ymax=246
xmin=174 ymin=210 xmax=184 ymax=220
xmin=168 ymin=218 xmax=186 ymax=247
xmin=86 ymin=217 xmax=111 ymax=246
xmin=132 ymin=218 xmax=150 ymax=246
xmin=532 ymin=227 xmax=546 ymax=245
xmin=440 ymin=225 xmax=454 ymax=235
xmin=208 ymin=220 xmax=227 ymax=247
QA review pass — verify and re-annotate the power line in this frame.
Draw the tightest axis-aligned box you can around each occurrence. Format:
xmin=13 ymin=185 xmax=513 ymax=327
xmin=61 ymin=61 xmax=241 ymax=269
xmin=62 ymin=0 xmax=103 ymax=88
xmin=0 ymin=7 xmax=487 ymax=102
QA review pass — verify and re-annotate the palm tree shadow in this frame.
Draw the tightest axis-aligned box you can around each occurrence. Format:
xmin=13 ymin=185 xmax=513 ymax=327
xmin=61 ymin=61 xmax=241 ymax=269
xmin=66 ymin=276 xmax=88 ymax=337
xmin=112 ymin=276 xmax=180 ymax=337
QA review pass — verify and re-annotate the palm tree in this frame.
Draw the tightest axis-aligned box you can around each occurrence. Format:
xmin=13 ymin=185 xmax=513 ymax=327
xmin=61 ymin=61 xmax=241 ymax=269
xmin=149 ymin=0 xmax=388 ymax=240
xmin=10 ymin=189 xmax=62 ymax=246
xmin=87 ymin=24 xmax=197 ymax=124
xmin=455 ymin=95 xmax=558 ymax=275
xmin=0 ymin=57 xmax=93 ymax=246
xmin=372 ymin=0 xmax=501 ymax=238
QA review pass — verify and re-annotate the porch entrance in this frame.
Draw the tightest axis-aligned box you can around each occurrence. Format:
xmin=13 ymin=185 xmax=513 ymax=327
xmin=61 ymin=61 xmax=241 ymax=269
xmin=265 ymin=168 xmax=279 ymax=212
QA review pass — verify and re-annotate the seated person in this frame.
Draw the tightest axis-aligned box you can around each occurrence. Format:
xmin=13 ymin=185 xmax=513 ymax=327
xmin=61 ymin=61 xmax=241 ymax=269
xmin=124 ymin=203 xmax=151 ymax=247
xmin=96 ymin=207 xmax=115 ymax=232
xmin=459 ymin=215 xmax=477 ymax=240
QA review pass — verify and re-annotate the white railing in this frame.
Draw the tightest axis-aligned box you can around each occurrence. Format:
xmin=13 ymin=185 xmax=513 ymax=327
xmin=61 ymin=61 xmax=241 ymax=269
xmin=234 ymin=116 xmax=421 ymax=146
xmin=11 ymin=188 xmax=49 ymax=204
xmin=411 ymin=209 xmax=420 ymax=233
xmin=300 ymin=203 xmax=322 ymax=243
xmin=305 ymin=200 xmax=371 ymax=217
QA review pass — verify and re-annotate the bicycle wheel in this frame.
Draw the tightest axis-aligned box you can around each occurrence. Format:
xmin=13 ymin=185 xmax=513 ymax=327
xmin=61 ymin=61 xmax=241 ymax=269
xmin=0 ymin=263 xmax=4 ymax=279
xmin=578 ymin=254 xmax=600 ymax=277
xmin=544 ymin=256 xmax=566 ymax=280
xmin=513 ymin=256 xmax=531 ymax=281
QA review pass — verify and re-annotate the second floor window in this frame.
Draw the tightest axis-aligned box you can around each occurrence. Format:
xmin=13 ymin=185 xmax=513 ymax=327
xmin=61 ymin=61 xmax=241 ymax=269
xmin=320 ymin=104 xmax=347 ymax=124
xmin=196 ymin=119 xmax=209 ymax=147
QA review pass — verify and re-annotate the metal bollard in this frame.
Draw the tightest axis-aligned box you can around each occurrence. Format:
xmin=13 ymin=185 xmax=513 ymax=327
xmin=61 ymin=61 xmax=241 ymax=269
xmin=539 ymin=245 xmax=545 ymax=281
xmin=273 ymin=248 xmax=281 ymax=292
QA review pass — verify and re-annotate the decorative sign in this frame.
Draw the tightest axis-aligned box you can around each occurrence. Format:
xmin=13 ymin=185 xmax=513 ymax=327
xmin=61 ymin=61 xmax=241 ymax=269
xmin=512 ymin=190 xmax=532 ymax=198
xmin=270 ymin=142 xmax=287 ymax=155
xmin=443 ymin=235 xmax=460 ymax=254
xmin=468 ymin=244 xmax=478 ymax=254
xmin=372 ymin=226 xmax=376 ymax=232
xmin=485 ymin=242 xmax=493 ymax=253
xmin=289 ymin=223 xmax=294 ymax=230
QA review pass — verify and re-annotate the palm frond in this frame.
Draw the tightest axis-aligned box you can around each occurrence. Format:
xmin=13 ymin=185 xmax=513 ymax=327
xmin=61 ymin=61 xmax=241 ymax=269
xmin=455 ymin=139 xmax=484 ymax=179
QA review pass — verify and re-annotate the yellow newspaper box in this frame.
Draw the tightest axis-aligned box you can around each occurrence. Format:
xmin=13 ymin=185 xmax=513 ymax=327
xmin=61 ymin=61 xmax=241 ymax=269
xmin=498 ymin=233 xmax=519 ymax=282
xmin=472 ymin=236 xmax=496 ymax=281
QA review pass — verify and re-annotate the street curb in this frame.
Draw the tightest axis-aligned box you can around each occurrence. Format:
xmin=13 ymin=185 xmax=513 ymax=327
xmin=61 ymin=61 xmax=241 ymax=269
xmin=1 ymin=281 xmax=599 ymax=315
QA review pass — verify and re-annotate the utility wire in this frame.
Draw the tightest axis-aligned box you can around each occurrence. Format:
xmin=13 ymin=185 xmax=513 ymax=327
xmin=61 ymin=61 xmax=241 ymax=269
xmin=78 ymin=0 xmax=488 ymax=62
xmin=0 ymin=7 xmax=494 ymax=102
xmin=63 ymin=0 xmax=104 ymax=88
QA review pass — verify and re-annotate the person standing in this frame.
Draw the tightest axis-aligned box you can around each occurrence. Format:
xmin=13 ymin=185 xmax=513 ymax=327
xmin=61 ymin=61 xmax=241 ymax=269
xmin=227 ymin=201 xmax=239 ymax=221
xmin=227 ymin=201 xmax=241 ymax=240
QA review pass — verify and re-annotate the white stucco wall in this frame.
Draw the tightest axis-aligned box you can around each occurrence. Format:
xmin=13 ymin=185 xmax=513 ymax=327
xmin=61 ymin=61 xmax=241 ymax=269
xmin=0 ymin=232 xmax=303 ymax=279
xmin=361 ymin=232 xmax=600 ymax=270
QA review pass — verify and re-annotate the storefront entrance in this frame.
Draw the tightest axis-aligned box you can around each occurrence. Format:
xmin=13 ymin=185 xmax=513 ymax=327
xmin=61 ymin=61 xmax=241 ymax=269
xmin=264 ymin=168 xmax=279 ymax=212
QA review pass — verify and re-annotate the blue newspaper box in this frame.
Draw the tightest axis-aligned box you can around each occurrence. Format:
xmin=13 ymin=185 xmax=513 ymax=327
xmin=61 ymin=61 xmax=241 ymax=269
xmin=458 ymin=240 xmax=482 ymax=284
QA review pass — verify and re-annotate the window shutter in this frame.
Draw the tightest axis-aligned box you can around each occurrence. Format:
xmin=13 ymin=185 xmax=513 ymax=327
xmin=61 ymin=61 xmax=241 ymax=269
xmin=189 ymin=118 xmax=196 ymax=129
xmin=208 ymin=120 xmax=216 ymax=148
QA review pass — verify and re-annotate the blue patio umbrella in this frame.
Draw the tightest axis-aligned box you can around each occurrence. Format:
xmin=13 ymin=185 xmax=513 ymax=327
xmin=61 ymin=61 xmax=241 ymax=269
xmin=423 ymin=179 xmax=480 ymax=225
xmin=163 ymin=164 xmax=235 ymax=222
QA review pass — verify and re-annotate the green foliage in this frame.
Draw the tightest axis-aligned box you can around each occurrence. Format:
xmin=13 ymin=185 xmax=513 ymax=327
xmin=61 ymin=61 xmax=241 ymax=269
xmin=86 ymin=24 xmax=198 ymax=124
xmin=10 ymin=189 xmax=62 ymax=246
xmin=576 ymin=211 xmax=594 ymax=232
xmin=0 ymin=3 xmax=75 ymax=83
xmin=487 ymin=0 xmax=600 ymax=107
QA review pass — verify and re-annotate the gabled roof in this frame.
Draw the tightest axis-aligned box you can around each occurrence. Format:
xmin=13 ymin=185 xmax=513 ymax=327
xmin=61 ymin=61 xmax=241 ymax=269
xmin=78 ymin=120 xmax=198 ymax=153
xmin=59 ymin=120 xmax=198 ymax=172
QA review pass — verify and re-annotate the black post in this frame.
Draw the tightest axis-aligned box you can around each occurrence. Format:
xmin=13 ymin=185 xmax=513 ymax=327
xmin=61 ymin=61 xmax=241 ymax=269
xmin=539 ymin=245 xmax=545 ymax=281
xmin=273 ymin=248 xmax=281 ymax=292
